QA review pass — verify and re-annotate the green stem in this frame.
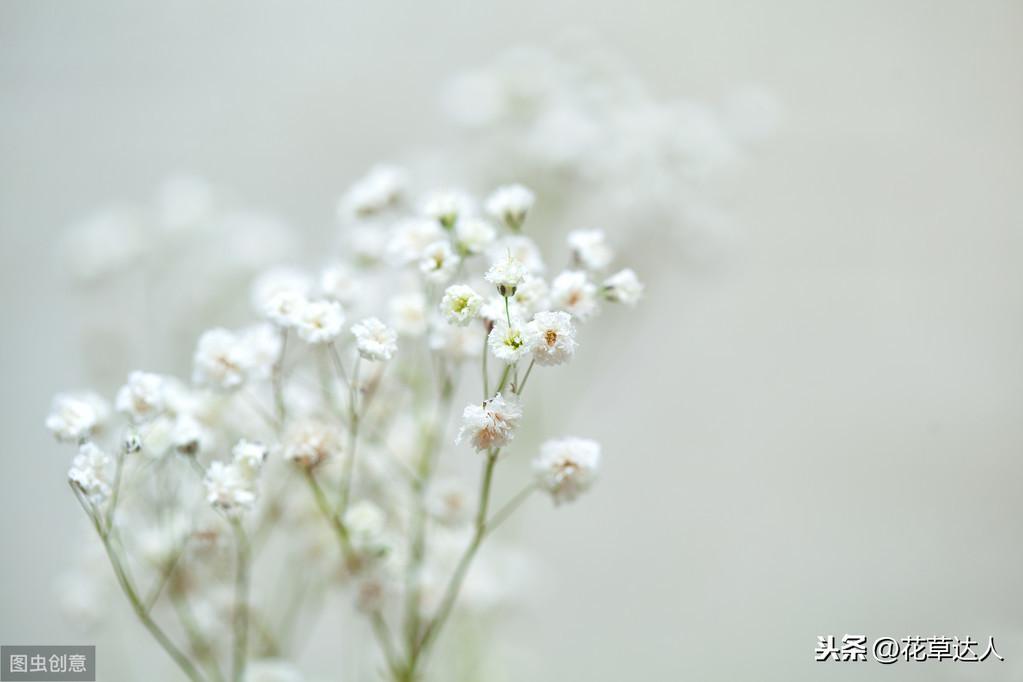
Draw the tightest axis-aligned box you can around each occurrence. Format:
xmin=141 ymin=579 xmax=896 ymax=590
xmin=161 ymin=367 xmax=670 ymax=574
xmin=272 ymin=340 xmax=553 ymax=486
xmin=230 ymin=519 xmax=250 ymax=682
xmin=514 ymin=358 xmax=536 ymax=396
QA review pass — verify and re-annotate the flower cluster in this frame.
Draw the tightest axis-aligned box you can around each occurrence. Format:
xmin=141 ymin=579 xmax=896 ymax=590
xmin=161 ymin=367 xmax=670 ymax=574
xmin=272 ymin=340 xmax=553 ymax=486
xmin=45 ymin=170 xmax=643 ymax=682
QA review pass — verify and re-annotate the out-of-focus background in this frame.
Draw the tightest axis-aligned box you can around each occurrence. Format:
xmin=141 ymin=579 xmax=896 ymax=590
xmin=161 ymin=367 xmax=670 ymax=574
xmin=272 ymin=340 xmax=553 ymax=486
xmin=2 ymin=1 xmax=1022 ymax=680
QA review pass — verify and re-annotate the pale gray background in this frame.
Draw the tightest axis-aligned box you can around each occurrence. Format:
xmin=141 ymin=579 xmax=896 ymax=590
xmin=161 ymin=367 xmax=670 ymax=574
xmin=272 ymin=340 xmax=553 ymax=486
xmin=2 ymin=1 xmax=1022 ymax=681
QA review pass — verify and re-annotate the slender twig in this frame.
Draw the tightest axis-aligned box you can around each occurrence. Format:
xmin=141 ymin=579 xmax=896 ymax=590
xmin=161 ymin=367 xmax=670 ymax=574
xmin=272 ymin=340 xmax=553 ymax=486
xmin=484 ymin=483 xmax=537 ymax=537
xmin=230 ymin=518 xmax=250 ymax=682
xmin=370 ymin=611 xmax=402 ymax=678
xmin=302 ymin=468 xmax=354 ymax=561
xmin=171 ymin=591 xmax=225 ymax=682
xmin=337 ymin=353 xmax=362 ymax=514
xmin=272 ymin=329 xmax=288 ymax=424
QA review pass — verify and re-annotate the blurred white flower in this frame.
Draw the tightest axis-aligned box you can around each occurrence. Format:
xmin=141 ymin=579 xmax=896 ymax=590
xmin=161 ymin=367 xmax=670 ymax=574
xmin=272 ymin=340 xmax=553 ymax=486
xmin=453 ymin=217 xmax=497 ymax=256
xmin=485 ymin=183 xmax=535 ymax=230
xmin=567 ymin=229 xmax=614 ymax=271
xmin=295 ymin=300 xmax=345 ymax=344
xmin=550 ymin=270 xmax=599 ymax=321
xmin=533 ymin=437 xmax=600 ymax=504
xmin=602 ymin=268 xmax=644 ymax=305
xmin=418 ymin=240 xmax=460 ymax=283
xmin=68 ymin=442 xmax=112 ymax=504
xmin=233 ymin=438 xmax=268 ymax=476
xmin=421 ymin=189 xmax=476 ymax=229
xmin=457 ymin=393 xmax=523 ymax=452
xmin=488 ymin=235 xmax=544 ymax=274
xmin=429 ymin=324 xmax=484 ymax=362
xmin=339 ymin=164 xmax=407 ymax=218
xmin=283 ymin=420 xmax=340 ymax=469
xmin=320 ymin=263 xmax=362 ymax=305
xmin=389 ymin=292 xmax=427 ymax=336
xmin=204 ymin=460 xmax=257 ymax=516
xmin=115 ymin=371 xmax=166 ymax=423
xmin=192 ymin=328 xmax=252 ymax=390
xmin=46 ymin=392 xmax=110 ymax=442
xmin=352 ymin=317 xmax=398 ymax=361
xmin=388 ymin=218 xmax=447 ymax=266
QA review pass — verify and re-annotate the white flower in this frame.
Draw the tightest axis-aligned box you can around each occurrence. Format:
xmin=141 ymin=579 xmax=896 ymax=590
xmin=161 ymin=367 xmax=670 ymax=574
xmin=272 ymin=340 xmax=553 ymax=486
xmin=526 ymin=311 xmax=577 ymax=366
xmin=488 ymin=235 xmax=544 ymax=274
xmin=567 ymin=229 xmax=614 ymax=270
xmin=262 ymin=289 xmax=308 ymax=328
xmin=295 ymin=300 xmax=345 ymax=344
xmin=387 ymin=218 xmax=447 ymax=265
xmin=533 ymin=437 xmax=601 ymax=504
xmin=480 ymin=295 xmax=524 ymax=325
xmin=487 ymin=317 xmax=533 ymax=363
xmin=171 ymin=413 xmax=206 ymax=455
xmin=232 ymin=438 xmax=268 ymax=476
xmin=320 ymin=263 xmax=362 ymax=304
xmin=511 ymin=274 xmax=549 ymax=316
xmin=46 ymin=392 xmax=110 ymax=442
xmin=456 ymin=393 xmax=523 ymax=452
xmin=283 ymin=420 xmax=340 ymax=469
xmin=602 ymin=268 xmax=644 ymax=305
xmin=418 ymin=240 xmax=460 ymax=283
xmin=440 ymin=284 xmax=483 ymax=326
xmin=339 ymin=164 xmax=406 ymax=218
xmin=244 ymin=659 xmax=306 ymax=682
xmin=453 ymin=218 xmax=497 ymax=255
xmin=421 ymin=189 xmax=476 ymax=229
xmin=344 ymin=500 xmax=388 ymax=554
xmin=550 ymin=270 xmax=599 ymax=321
xmin=204 ymin=461 xmax=257 ymax=515
xmin=352 ymin=317 xmax=398 ymax=361
xmin=68 ymin=442 xmax=113 ymax=504
xmin=192 ymin=328 xmax=252 ymax=390
xmin=349 ymin=224 xmax=388 ymax=265
xmin=389 ymin=292 xmax=427 ymax=336
xmin=485 ymin=183 xmax=535 ymax=229
xmin=427 ymin=479 xmax=472 ymax=526
xmin=485 ymin=253 xmax=527 ymax=296
xmin=115 ymin=371 xmax=166 ymax=423
xmin=430 ymin=324 xmax=484 ymax=362
xmin=251 ymin=267 xmax=313 ymax=320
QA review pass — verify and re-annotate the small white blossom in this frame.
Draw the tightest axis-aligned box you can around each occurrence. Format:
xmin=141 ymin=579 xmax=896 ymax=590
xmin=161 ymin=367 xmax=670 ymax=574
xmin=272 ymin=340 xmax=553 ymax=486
xmin=204 ymin=460 xmax=257 ymax=516
xmin=115 ymin=371 xmax=166 ymax=423
xmin=295 ymin=300 xmax=345 ymax=344
xmin=567 ymin=229 xmax=614 ymax=270
xmin=454 ymin=218 xmax=497 ymax=255
xmin=440 ymin=284 xmax=483 ymax=326
xmin=389 ymin=292 xmax=428 ymax=337
xmin=602 ymin=268 xmax=644 ymax=305
xmin=485 ymin=183 xmax=535 ymax=229
xmin=46 ymin=392 xmax=110 ymax=442
xmin=419 ymin=240 xmax=460 ymax=283
xmin=251 ymin=267 xmax=313 ymax=320
xmin=533 ymin=437 xmax=601 ymax=505
xmin=487 ymin=317 xmax=533 ymax=363
xmin=320 ymin=263 xmax=362 ymax=304
xmin=232 ymin=438 xmax=268 ymax=476
xmin=68 ymin=442 xmax=113 ymax=504
xmin=340 ymin=164 xmax=406 ymax=218
xmin=480 ymin=295 xmax=524 ymax=326
xmin=171 ymin=413 xmax=206 ymax=456
xmin=192 ymin=328 xmax=252 ymax=390
xmin=456 ymin=393 xmax=523 ymax=452
xmin=485 ymin=253 xmax=527 ymax=296
xmin=488 ymin=235 xmax=545 ymax=274
xmin=511 ymin=274 xmax=550 ymax=317
xmin=526 ymin=311 xmax=577 ymax=366
xmin=239 ymin=323 xmax=283 ymax=380
xmin=344 ymin=500 xmax=388 ymax=554
xmin=550 ymin=270 xmax=599 ymax=321
xmin=387 ymin=218 xmax=447 ymax=265
xmin=349 ymin=224 xmax=389 ymax=265
xmin=427 ymin=479 xmax=472 ymax=526
xmin=283 ymin=420 xmax=340 ymax=469
xmin=421 ymin=189 xmax=476 ymax=229
xmin=352 ymin=317 xmax=398 ymax=361
xmin=262 ymin=289 xmax=308 ymax=328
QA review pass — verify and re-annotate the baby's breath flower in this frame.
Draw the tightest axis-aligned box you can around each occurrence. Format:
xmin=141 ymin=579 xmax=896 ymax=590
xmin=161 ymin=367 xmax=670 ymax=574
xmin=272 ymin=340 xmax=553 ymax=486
xmin=487 ymin=317 xmax=533 ymax=364
xmin=550 ymin=270 xmax=599 ymax=321
xmin=171 ymin=413 xmax=206 ymax=456
xmin=239 ymin=323 xmax=283 ymax=380
xmin=68 ymin=442 xmax=113 ymax=505
xmin=192 ymin=328 xmax=252 ymax=390
xmin=344 ymin=500 xmax=388 ymax=555
xmin=567 ymin=229 xmax=614 ymax=270
xmin=602 ymin=268 xmax=644 ymax=305
xmin=283 ymin=420 xmax=340 ymax=469
xmin=533 ymin=437 xmax=601 ymax=505
xmin=388 ymin=218 xmax=446 ymax=265
xmin=525 ymin=311 xmax=578 ymax=366
xmin=46 ymin=392 xmax=110 ymax=442
xmin=204 ymin=460 xmax=257 ymax=516
xmin=419 ymin=240 xmax=460 ymax=283
xmin=251 ymin=267 xmax=313 ymax=320
xmin=320 ymin=263 xmax=362 ymax=304
xmin=352 ymin=317 xmax=398 ymax=361
xmin=440 ymin=284 xmax=483 ymax=326
xmin=485 ymin=183 xmax=535 ymax=230
xmin=485 ymin=253 xmax=527 ymax=297
xmin=427 ymin=479 xmax=472 ymax=526
xmin=262 ymin=290 xmax=308 ymax=328
xmin=456 ymin=393 xmax=523 ymax=452
xmin=488 ymin=235 xmax=545 ymax=274
xmin=340 ymin=164 xmax=407 ymax=218
xmin=295 ymin=300 xmax=345 ymax=344
xmin=232 ymin=438 xmax=268 ymax=476
xmin=389 ymin=292 xmax=428 ymax=337
xmin=115 ymin=371 xmax=166 ymax=423
xmin=511 ymin=274 xmax=550 ymax=316
xmin=421 ymin=189 xmax=476 ymax=229
xmin=454 ymin=217 xmax=497 ymax=255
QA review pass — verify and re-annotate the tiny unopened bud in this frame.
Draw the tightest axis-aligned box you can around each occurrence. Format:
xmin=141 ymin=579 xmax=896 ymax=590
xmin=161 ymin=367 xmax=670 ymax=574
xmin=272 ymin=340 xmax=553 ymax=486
xmin=123 ymin=431 xmax=143 ymax=454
